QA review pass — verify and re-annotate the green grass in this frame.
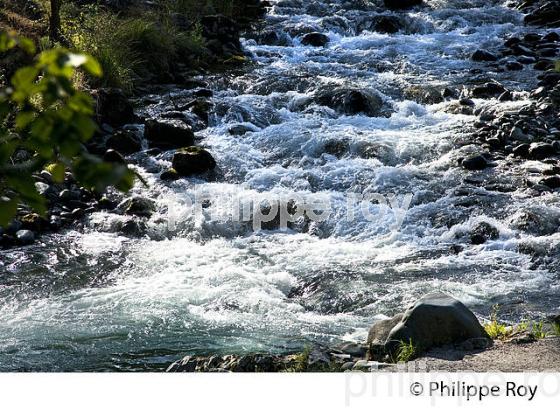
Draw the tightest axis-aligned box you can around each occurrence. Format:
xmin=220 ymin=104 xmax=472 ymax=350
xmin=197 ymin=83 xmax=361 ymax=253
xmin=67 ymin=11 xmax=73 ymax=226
xmin=395 ymin=339 xmax=416 ymax=363
xmin=531 ymin=321 xmax=547 ymax=340
xmin=484 ymin=305 xmax=512 ymax=340
xmin=552 ymin=323 xmax=560 ymax=337
xmin=58 ymin=2 xmax=248 ymax=93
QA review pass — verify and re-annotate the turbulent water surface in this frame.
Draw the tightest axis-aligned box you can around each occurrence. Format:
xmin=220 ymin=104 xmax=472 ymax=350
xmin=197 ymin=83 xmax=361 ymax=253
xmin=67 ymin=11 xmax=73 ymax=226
xmin=1 ymin=0 xmax=560 ymax=371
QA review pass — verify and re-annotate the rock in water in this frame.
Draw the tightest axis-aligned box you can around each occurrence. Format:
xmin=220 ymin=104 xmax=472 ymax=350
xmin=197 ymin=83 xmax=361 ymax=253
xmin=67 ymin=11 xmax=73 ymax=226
xmin=144 ymin=120 xmax=195 ymax=150
xmin=367 ymin=293 xmax=489 ymax=358
xmin=172 ymin=147 xmax=217 ymax=176
xmin=15 ymin=230 xmax=35 ymax=245
xmin=384 ymin=0 xmax=422 ymax=10
xmin=471 ymin=49 xmax=498 ymax=62
xmin=528 ymin=142 xmax=556 ymax=160
xmin=106 ymin=130 xmax=142 ymax=155
xmin=301 ymin=32 xmax=329 ymax=47
xmin=118 ymin=197 xmax=156 ymax=218
xmin=314 ymin=86 xmax=387 ymax=117
xmin=461 ymin=154 xmax=488 ymax=170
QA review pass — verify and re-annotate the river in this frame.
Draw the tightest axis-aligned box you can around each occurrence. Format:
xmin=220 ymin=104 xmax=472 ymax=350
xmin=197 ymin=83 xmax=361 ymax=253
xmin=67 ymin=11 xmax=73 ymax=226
xmin=1 ymin=0 xmax=559 ymax=371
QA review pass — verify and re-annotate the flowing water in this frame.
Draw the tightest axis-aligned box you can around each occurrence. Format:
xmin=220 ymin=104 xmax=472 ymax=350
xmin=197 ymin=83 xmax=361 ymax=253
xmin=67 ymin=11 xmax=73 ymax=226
xmin=1 ymin=0 xmax=560 ymax=371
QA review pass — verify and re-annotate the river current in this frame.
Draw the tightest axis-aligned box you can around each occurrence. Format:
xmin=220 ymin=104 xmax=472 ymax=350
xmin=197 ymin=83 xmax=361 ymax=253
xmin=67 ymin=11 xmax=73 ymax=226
xmin=1 ymin=0 xmax=559 ymax=371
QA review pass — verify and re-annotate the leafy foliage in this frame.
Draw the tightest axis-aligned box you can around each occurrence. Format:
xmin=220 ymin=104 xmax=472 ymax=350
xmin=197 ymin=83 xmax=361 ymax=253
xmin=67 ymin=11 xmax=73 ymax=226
xmin=483 ymin=305 xmax=512 ymax=340
xmin=530 ymin=321 xmax=547 ymax=340
xmin=395 ymin=339 xmax=416 ymax=363
xmin=61 ymin=5 xmax=206 ymax=92
xmin=0 ymin=30 xmax=135 ymax=227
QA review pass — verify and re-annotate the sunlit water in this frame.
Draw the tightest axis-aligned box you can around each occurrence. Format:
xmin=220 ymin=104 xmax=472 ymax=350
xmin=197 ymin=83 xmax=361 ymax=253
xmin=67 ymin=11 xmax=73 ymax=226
xmin=1 ymin=0 xmax=560 ymax=371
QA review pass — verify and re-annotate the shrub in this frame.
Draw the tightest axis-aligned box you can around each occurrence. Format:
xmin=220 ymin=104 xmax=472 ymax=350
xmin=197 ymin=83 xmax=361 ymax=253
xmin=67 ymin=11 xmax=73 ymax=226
xmin=0 ymin=31 xmax=135 ymax=226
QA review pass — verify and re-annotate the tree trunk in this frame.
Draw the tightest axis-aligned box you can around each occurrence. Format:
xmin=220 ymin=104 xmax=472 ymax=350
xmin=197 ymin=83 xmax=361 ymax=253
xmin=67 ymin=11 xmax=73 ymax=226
xmin=49 ymin=0 xmax=62 ymax=42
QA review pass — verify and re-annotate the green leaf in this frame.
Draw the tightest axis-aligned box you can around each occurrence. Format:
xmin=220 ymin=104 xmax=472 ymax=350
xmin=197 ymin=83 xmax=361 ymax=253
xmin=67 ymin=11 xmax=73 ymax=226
xmin=0 ymin=32 xmax=17 ymax=52
xmin=82 ymin=55 xmax=103 ymax=77
xmin=46 ymin=162 xmax=65 ymax=183
xmin=18 ymin=37 xmax=36 ymax=55
xmin=15 ymin=111 xmax=35 ymax=130
xmin=6 ymin=174 xmax=47 ymax=215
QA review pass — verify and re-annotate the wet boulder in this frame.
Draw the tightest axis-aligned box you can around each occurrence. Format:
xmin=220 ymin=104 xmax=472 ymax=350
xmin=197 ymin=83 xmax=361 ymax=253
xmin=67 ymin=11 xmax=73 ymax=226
xmin=528 ymin=142 xmax=556 ymax=160
xmin=368 ymin=293 xmax=489 ymax=359
xmin=524 ymin=1 xmax=560 ymax=27
xmin=360 ymin=15 xmax=403 ymax=34
xmin=541 ymin=175 xmax=560 ymax=189
xmin=172 ymin=147 xmax=217 ymax=177
xmin=144 ymin=119 xmax=195 ymax=150
xmin=314 ymin=86 xmax=387 ymax=117
xmin=106 ymin=130 xmax=142 ymax=155
xmin=118 ymin=197 xmax=156 ymax=218
xmin=471 ymin=49 xmax=498 ymax=62
xmin=383 ymin=0 xmax=422 ymax=10
xmin=94 ymin=88 xmax=135 ymax=127
xmin=15 ymin=229 xmax=35 ymax=246
xmin=471 ymin=82 xmax=506 ymax=98
xmin=301 ymin=32 xmax=329 ymax=47
xmin=460 ymin=154 xmax=489 ymax=170
xmin=470 ymin=221 xmax=499 ymax=245
xmin=103 ymin=149 xmax=126 ymax=164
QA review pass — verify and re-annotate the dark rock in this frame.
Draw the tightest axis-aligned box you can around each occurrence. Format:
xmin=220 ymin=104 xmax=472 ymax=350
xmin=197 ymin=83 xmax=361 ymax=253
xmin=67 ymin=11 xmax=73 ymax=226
xmin=301 ymin=32 xmax=329 ymax=47
xmin=98 ymin=196 xmax=116 ymax=210
xmin=94 ymin=88 xmax=135 ymax=127
xmin=498 ymin=90 xmax=513 ymax=101
xmin=20 ymin=213 xmax=47 ymax=231
xmin=541 ymin=175 xmax=560 ymax=189
xmin=369 ymin=293 xmax=489 ymax=357
xmin=119 ymin=197 xmax=156 ymax=217
xmin=160 ymin=168 xmax=180 ymax=181
xmin=367 ymin=313 xmax=404 ymax=359
xmin=505 ymin=61 xmax=524 ymax=71
xmin=15 ymin=229 xmax=35 ymax=245
xmin=461 ymin=154 xmax=488 ymax=170
xmin=228 ymin=124 xmax=258 ymax=136
xmin=470 ymin=222 xmax=499 ymax=245
xmin=534 ymin=59 xmax=554 ymax=70
xmin=543 ymin=32 xmax=560 ymax=42
xmin=471 ymin=82 xmax=506 ymax=98
xmin=528 ymin=142 xmax=556 ymax=160
xmin=172 ymin=147 xmax=217 ymax=177
xmin=524 ymin=2 xmax=560 ymax=28
xmin=371 ymin=15 xmax=402 ymax=34
xmin=512 ymin=143 xmax=530 ymax=157
xmin=103 ymin=149 xmax=126 ymax=164
xmin=383 ymin=0 xmax=422 ymax=10
xmin=144 ymin=120 xmax=195 ymax=150
xmin=471 ymin=49 xmax=498 ymax=62
xmin=118 ymin=219 xmax=147 ymax=237
xmin=314 ymin=86 xmax=386 ymax=117
xmin=459 ymin=98 xmax=475 ymax=106
xmin=106 ymin=130 xmax=142 ymax=155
